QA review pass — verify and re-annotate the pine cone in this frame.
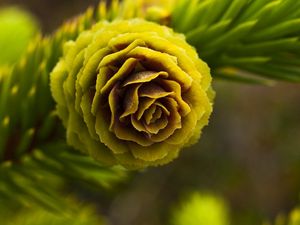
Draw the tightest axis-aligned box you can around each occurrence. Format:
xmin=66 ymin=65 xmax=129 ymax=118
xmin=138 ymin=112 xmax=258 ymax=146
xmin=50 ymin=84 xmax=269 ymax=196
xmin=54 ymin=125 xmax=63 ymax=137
xmin=50 ymin=19 xmax=213 ymax=169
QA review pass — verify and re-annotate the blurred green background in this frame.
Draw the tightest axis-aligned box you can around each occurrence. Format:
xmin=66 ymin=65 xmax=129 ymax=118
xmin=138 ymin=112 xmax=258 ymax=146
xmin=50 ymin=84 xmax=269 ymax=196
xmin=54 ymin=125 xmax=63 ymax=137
xmin=1 ymin=1 xmax=300 ymax=225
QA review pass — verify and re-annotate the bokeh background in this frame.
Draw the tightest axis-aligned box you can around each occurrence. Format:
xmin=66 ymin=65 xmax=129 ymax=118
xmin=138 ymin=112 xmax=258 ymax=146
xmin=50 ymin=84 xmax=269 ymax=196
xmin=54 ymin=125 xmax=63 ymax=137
xmin=1 ymin=1 xmax=300 ymax=225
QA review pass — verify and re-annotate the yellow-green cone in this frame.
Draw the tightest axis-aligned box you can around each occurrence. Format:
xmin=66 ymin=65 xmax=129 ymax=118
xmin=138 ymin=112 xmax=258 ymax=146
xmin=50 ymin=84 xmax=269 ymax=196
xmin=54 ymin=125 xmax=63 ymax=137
xmin=50 ymin=19 xmax=213 ymax=169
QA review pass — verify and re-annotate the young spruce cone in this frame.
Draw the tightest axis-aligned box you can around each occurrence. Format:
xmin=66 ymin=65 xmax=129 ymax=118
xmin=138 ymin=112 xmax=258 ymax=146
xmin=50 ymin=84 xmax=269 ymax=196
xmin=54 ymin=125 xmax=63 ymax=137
xmin=50 ymin=19 xmax=213 ymax=169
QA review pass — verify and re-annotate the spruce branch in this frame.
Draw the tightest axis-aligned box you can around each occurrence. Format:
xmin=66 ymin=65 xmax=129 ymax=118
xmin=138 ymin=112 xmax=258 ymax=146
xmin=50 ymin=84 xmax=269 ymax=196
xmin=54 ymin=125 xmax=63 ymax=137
xmin=0 ymin=0 xmax=300 ymax=212
xmin=3 ymin=0 xmax=299 ymax=166
xmin=0 ymin=142 xmax=126 ymax=212
xmin=171 ymin=0 xmax=300 ymax=83
xmin=0 ymin=4 xmax=127 ymax=210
